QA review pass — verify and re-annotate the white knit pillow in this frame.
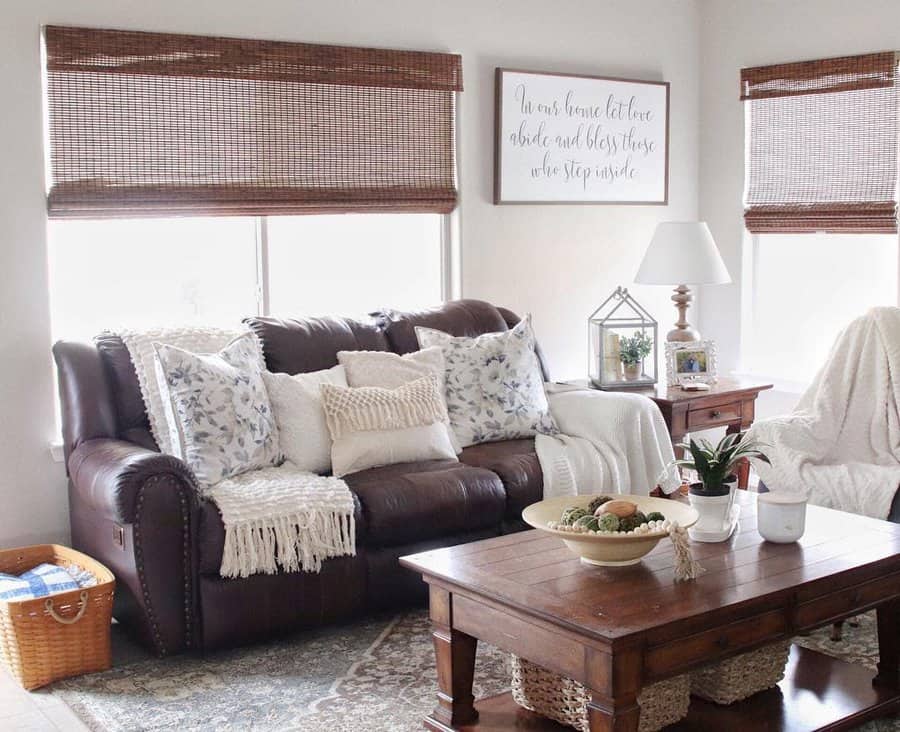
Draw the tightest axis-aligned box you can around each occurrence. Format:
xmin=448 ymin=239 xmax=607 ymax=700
xmin=154 ymin=333 xmax=281 ymax=487
xmin=263 ymin=365 xmax=347 ymax=474
xmin=337 ymin=347 xmax=461 ymax=453
xmin=320 ymin=375 xmax=457 ymax=477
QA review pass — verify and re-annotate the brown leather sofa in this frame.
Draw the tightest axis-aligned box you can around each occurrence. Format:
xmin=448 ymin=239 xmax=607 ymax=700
xmin=53 ymin=299 xmax=547 ymax=656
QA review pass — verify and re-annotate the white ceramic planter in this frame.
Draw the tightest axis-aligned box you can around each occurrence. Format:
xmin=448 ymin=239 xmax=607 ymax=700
xmin=757 ymin=491 xmax=807 ymax=543
xmin=688 ymin=481 xmax=737 ymax=541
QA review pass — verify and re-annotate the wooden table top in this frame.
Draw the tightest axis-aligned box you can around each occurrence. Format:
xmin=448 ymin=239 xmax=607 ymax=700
xmin=565 ymin=376 xmax=773 ymax=404
xmin=401 ymin=491 xmax=900 ymax=645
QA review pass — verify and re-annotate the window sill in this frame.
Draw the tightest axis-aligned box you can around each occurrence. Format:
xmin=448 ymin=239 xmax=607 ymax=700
xmin=731 ymin=372 xmax=809 ymax=395
xmin=49 ymin=441 xmax=65 ymax=464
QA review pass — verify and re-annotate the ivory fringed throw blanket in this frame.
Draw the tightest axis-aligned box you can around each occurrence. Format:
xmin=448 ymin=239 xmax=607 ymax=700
xmin=209 ymin=464 xmax=355 ymax=578
xmin=746 ymin=307 xmax=900 ymax=519
xmin=535 ymin=384 xmax=682 ymax=498
xmin=120 ymin=328 xmax=356 ymax=579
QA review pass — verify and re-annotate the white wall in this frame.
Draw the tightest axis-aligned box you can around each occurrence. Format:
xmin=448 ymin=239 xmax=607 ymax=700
xmin=0 ymin=0 xmax=701 ymax=546
xmin=697 ymin=0 xmax=900 ymax=419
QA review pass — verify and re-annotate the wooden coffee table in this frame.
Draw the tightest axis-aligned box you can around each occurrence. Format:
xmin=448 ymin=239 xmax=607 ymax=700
xmin=400 ymin=491 xmax=900 ymax=731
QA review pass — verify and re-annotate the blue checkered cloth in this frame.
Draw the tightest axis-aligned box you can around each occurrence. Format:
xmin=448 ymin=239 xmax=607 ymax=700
xmin=0 ymin=563 xmax=80 ymax=601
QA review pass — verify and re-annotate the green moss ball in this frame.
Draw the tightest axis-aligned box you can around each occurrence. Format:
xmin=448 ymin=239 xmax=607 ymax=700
xmin=646 ymin=511 xmax=666 ymax=523
xmin=618 ymin=515 xmax=640 ymax=532
xmin=597 ymin=513 xmax=620 ymax=532
xmin=633 ymin=511 xmax=648 ymax=526
xmin=587 ymin=495 xmax=613 ymax=514
xmin=573 ymin=514 xmax=601 ymax=532
xmin=561 ymin=507 xmax=589 ymax=526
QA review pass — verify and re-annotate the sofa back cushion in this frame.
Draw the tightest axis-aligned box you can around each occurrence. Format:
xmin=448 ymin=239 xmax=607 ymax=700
xmin=376 ymin=300 xmax=510 ymax=356
xmin=94 ymin=332 xmax=156 ymax=445
xmin=245 ymin=315 xmax=389 ymax=375
xmin=376 ymin=299 xmax=550 ymax=381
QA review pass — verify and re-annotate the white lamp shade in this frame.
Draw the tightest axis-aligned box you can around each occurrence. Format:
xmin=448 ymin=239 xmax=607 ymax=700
xmin=635 ymin=222 xmax=731 ymax=285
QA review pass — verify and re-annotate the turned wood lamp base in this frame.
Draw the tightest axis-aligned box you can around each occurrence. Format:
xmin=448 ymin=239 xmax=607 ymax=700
xmin=667 ymin=284 xmax=700 ymax=342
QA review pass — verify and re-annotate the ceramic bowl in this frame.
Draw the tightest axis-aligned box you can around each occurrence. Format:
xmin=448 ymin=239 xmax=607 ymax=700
xmin=522 ymin=494 xmax=699 ymax=566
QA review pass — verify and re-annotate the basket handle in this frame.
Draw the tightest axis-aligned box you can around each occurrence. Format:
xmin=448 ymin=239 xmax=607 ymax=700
xmin=44 ymin=591 xmax=88 ymax=625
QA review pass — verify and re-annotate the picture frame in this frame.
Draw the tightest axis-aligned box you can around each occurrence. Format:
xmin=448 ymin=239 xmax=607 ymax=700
xmin=665 ymin=340 xmax=718 ymax=387
xmin=494 ymin=68 xmax=669 ymax=205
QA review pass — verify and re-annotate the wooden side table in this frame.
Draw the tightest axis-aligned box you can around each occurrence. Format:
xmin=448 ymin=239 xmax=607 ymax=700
xmin=565 ymin=377 xmax=773 ymax=489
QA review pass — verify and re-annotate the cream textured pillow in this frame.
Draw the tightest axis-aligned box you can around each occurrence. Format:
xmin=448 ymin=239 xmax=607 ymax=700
xmin=154 ymin=332 xmax=281 ymax=487
xmin=337 ymin=347 xmax=461 ymax=453
xmin=320 ymin=375 xmax=457 ymax=477
xmin=416 ymin=316 xmax=558 ymax=447
xmin=263 ymin=365 xmax=348 ymax=475
xmin=338 ymin=347 xmax=446 ymax=390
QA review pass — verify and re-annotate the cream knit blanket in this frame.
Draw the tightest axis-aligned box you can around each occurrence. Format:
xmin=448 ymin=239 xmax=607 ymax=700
xmin=747 ymin=307 xmax=900 ymax=519
xmin=209 ymin=464 xmax=355 ymax=578
xmin=535 ymin=383 xmax=682 ymax=498
xmin=120 ymin=327 xmax=356 ymax=579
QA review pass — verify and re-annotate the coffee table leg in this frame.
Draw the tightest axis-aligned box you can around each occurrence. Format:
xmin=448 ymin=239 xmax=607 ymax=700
xmin=586 ymin=648 xmax=641 ymax=732
xmin=587 ymin=695 xmax=640 ymax=732
xmin=427 ymin=586 xmax=479 ymax=729
xmin=875 ymin=599 xmax=900 ymax=689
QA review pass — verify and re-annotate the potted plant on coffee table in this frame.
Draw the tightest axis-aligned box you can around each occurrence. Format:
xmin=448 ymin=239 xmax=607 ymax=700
xmin=619 ymin=331 xmax=653 ymax=381
xmin=676 ymin=432 xmax=770 ymax=541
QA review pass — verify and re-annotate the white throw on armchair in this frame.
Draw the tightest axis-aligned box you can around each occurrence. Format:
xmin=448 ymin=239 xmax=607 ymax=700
xmin=747 ymin=307 xmax=900 ymax=522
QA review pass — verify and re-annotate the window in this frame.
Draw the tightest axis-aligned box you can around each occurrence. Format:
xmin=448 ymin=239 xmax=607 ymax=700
xmin=740 ymin=53 xmax=900 ymax=386
xmin=267 ymin=214 xmax=444 ymax=317
xmin=744 ymin=233 xmax=898 ymax=385
xmin=47 ymin=214 xmax=445 ymax=344
xmin=47 ymin=218 xmax=260 ymax=343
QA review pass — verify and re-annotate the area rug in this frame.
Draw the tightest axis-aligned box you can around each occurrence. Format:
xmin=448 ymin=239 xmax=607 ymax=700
xmin=51 ymin=611 xmax=896 ymax=731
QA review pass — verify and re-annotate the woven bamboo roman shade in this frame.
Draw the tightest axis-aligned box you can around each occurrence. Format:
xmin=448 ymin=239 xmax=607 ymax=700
xmin=741 ymin=52 xmax=900 ymax=233
xmin=43 ymin=26 xmax=462 ymax=218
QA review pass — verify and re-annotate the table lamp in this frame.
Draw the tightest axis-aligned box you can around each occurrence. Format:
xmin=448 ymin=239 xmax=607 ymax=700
xmin=634 ymin=222 xmax=731 ymax=342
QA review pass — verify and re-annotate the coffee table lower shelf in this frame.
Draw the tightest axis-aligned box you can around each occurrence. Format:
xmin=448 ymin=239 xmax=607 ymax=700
xmin=433 ymin=645 xmax=900 ymax=732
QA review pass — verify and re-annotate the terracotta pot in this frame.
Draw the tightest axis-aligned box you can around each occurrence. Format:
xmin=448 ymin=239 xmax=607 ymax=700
xmin=623 ymin=362 xmax=642 ymax=381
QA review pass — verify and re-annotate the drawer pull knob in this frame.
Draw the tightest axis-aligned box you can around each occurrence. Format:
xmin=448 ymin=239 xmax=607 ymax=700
xmin=711 ymin=410 xmax=721 ymax=418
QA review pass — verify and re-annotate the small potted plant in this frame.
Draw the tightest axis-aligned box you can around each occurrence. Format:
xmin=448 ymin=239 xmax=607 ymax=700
xmin=675 ymin=432 xmax=770 ymax=540
xmin=619 ymin=331 xmax=653 ymax=381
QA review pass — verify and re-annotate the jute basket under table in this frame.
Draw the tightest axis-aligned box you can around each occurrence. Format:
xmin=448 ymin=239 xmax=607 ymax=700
xmin=690 ymin=641 xmax=791 ymax=705
xmin=0 ymin=544 xmax=115 ymax=690
xmin=511 ymin=655 xmax=691 ymax=732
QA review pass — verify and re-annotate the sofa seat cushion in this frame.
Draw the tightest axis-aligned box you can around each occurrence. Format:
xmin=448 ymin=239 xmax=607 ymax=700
xmin=198 ymin=492 xmax=365 ymax=575
xmin=458 ymin=439 xmax=543 ymax=521
xmin=345 ymin=460 xmax=506 ymax=547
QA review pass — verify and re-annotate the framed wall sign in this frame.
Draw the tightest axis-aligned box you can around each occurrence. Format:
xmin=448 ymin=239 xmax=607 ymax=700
xmin=494 ymin=68 xmax=669 ymax=205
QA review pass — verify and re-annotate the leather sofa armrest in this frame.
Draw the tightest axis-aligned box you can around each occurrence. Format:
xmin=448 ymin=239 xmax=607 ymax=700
xmin=69 ymin=438 xmax=199 ymax=524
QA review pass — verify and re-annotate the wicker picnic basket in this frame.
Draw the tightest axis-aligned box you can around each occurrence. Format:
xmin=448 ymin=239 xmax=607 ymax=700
xmin=511 ymin=655 xmax=691 ymax=732
xmin=690 ymin=640 xmax=791 ymax=704
xmin=0 ymin=544 xmax=115 ymax=689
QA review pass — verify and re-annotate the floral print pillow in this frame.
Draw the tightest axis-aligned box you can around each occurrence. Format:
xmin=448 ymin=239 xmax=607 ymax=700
xmin=415 ymin=316 xmax=557 ymax=447
xmin=154 ymin=333 xmax=281 ymax=487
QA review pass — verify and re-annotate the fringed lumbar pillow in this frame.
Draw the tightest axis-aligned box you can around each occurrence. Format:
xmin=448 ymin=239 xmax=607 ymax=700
xmin=154 ymin=332 xmax=281 ymax=487
xmin=320 ymin=374 xmax=457 ymax=477
xmin=337 ymin=347 xmax=461 ymax=453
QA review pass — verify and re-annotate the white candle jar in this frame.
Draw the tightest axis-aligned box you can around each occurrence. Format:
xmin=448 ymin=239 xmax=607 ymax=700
xmin=757 ymin=492 xmax=807 ymax=543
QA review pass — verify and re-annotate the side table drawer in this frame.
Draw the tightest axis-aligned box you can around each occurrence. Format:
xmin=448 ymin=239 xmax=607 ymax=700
xmin=687 ymin=400 xmax=742 ymax=430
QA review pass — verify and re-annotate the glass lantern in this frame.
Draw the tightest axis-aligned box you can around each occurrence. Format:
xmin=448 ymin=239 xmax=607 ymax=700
xmin=589 ymin=286 xmax=658 ymax=389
